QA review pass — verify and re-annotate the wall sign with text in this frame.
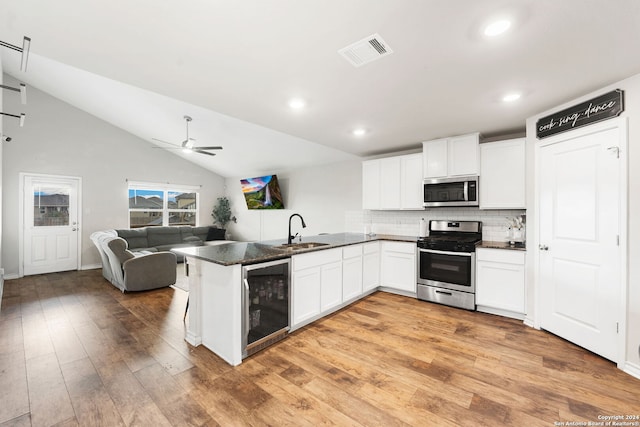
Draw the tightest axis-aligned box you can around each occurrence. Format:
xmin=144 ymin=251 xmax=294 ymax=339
xmin=536 ymin=89 xmax=624 ymax=139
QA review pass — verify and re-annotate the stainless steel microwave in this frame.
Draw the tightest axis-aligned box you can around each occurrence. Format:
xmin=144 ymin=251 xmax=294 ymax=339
xmin=423 ymin=175 xmax=479 ymax=208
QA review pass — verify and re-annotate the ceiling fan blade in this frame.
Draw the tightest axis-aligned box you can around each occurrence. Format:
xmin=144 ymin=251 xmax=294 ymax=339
xmin=193 ymin=146 xmax=223 ymax=150
xmin=151 ymin=138 xmax=180 ymax=147
xmin=193 ymin=149 xmax=216 ymax=157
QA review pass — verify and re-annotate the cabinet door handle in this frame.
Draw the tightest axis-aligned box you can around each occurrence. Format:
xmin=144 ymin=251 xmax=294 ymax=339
xmin=539 ymin=244 xmax=549 ymax=251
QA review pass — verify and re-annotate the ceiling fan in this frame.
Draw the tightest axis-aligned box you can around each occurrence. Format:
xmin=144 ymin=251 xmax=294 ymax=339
xmin=152 ymin=115 xmax=222 ymax=157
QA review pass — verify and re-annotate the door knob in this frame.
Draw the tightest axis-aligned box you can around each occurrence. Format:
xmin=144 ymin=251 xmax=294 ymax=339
xmin=539 ymin=244 xmax=549 ymax=251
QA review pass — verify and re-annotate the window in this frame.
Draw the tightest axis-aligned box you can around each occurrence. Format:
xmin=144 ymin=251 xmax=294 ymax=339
xmin=33 ymin=185 xmax=70 ymax=227
xmin=128 ymin=182 xmax=199 ymax=228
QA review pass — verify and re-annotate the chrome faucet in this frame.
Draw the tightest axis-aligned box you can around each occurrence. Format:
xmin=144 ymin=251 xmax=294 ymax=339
xmin=288 ymin=213 xmax=307 ymax=244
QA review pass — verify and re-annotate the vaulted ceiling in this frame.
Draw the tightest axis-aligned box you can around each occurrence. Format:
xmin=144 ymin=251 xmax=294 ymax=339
xmin=2 ymin=0 xmax=640 ymax=177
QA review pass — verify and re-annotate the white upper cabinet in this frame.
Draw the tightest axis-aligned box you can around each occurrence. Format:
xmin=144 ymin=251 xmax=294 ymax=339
xmin=423 ymin=132 xmax=480 ymax=178
xmin=400 ymin=153 xmax=424 ymax=209
xmin=479 ymin=138 xmax=526 ymax=209
xmin=362 ymin=153 xmax=423 ymax=210
xmin=422 ymin=138 xmax=448 ymax=178
xmin=362 ymin=160 xmax=381 ymax=210
xmin=379 ymin=157 xmax=401 ymax=209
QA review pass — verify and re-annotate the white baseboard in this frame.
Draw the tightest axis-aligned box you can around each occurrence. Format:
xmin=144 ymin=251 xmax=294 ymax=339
xmin=523 ymin=316 xmax=538 ymax=329
xmin=623 ymin=361 xmax=640 ymax=380
xmin=2 ymin=265 xmax=100 ymax=280
xmin=378 ymin=287 xmax=417 ymax=299
xmin=477 ymin=305 xmax=525 ymax=321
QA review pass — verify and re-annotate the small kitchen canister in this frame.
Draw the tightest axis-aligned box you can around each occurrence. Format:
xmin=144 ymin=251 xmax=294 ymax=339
xmin=419 ymin=218 xmax=427 ymax=237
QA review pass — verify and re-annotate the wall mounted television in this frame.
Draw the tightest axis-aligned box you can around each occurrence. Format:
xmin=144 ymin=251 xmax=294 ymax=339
xmin=240 ymin=174 xmax=285 ymax=209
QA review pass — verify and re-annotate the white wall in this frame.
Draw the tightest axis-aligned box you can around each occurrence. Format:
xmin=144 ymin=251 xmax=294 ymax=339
xmin=225 ymin=159 xmax=362 ymax=242
xmin=525 ymin=72 xmax=640 ymax=370
xmin=1 ymin=74 xmax=226 ymax=277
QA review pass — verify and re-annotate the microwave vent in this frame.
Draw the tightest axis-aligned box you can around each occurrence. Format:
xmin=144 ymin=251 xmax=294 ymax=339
xmin=338 ymin=33 xmax=393 ymax=67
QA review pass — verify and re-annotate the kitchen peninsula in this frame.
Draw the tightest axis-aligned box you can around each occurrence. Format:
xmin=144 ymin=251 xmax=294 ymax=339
xmin=173 ymin=232 xmax=417 ymax=365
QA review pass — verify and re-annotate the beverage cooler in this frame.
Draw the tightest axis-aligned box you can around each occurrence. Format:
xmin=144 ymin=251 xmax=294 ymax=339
xmin=242 ymin=258 xmax=290 ymax=358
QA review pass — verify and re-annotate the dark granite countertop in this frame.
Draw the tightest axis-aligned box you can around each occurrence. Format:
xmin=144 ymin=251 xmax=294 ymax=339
xmin=478 ymin=240 xmax=526 ymax=251
xmin=173 ymin=232 xmax=418 ymax=266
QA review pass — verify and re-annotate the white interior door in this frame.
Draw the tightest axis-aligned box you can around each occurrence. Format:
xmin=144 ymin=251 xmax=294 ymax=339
xmin=539 ymin=123 xmax=622 ymax=362
xmin=23 ymin=174 xmax=81 ymax=276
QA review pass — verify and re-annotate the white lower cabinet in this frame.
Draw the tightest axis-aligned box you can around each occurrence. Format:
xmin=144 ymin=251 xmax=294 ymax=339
xmin=292 ymin=241 xmax=413 ymax=330
xmin=362 ymin=242 xmax=380 ymax=292
xmin=291 ymin=248 xmax=342 ymax=329
xmin=476 ymin=248 xmax=526 ymax=319
xmin=321 ymin=261 xmax=343 ymax=312
xmin=342 ymin=245 xmax=363 ymax=302
xmin=291 ymin=267 xmax=321 ymax=327
xmin=380 ymin=241 xmax=417 ymax=294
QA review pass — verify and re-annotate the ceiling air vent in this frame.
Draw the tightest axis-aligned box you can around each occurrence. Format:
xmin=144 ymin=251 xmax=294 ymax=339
xmin=338 ymin=33 xmax=393 ymax=67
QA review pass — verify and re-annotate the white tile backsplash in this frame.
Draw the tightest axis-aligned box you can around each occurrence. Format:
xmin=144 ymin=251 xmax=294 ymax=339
xmin=346 ymin=208 xmax=526 ymax=242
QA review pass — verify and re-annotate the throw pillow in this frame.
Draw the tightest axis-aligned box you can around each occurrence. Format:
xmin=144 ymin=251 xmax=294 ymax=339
xmin=206 ymin=227 xmax=226 ymax=241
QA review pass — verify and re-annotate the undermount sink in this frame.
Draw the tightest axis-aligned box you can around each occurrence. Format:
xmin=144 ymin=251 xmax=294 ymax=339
xmin=272 ymin=242 xmax=330 ymax=251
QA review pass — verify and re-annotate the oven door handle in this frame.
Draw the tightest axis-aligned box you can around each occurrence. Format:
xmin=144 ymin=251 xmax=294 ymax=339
xmin=419 ymin=248 xmax=472 ymax=257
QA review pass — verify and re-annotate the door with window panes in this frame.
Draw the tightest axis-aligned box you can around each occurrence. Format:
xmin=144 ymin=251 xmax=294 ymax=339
xmin=23 ymin=174 xmax=81 ymax=275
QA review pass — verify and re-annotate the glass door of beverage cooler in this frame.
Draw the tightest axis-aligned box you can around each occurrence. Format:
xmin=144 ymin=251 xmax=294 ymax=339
xmin=242 ymin=258 xmax=290 ymax=358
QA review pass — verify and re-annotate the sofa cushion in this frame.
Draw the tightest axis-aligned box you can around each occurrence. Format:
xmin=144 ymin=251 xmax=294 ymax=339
xmin=190 ymin=226 xmax=210 ymax=242
xmin=179 ymin=226 xmax=196 ymax=240
xmin=107 ymin=237 xmax=135 ymax=264
xmin=117 ymin=228 xmax=148 ymax=249
xmin=182 ymin=236 xmax=202 ymax=243
xmin=147 ymin=227 xmax=182 ymax=247
xmin=206 ymin=227 xmax=226 ymax=241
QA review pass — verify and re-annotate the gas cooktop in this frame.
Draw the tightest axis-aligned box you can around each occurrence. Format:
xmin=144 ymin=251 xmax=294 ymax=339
xmin=417 ymin=220 xmax=482 ymax=252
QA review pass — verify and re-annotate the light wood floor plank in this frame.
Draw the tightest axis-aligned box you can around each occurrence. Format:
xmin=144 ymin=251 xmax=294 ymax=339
xmin=1 ymin=269 xmax=640 ymax=427
xmin=26 ymin=352 xmax=76 ymax=427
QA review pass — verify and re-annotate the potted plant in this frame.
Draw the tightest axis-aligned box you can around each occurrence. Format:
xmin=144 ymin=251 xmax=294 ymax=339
xmin=211 ymin=196 xmax=237 ymax=228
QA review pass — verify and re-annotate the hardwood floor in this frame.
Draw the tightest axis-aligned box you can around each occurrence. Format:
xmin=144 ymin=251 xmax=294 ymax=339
xmin=1 ymin=269 xmax=639 ymax=426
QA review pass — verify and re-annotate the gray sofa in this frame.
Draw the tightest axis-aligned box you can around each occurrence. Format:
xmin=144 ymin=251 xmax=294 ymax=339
xmin=90 ymin=225 xmax=227 ymax=292
xmin=115 ymin=225 xmax=226 ymax=261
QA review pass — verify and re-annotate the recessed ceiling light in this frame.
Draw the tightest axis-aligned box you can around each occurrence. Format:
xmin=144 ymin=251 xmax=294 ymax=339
xmin=288 ymin=98 xmax=306 ymax=110
xmin=484 ymin=19 xmax=511 ymax=37
xmin=502 ymin=92 xmax=521 ymax=102
xmin=353 ymin=128 xmax=366 ymax=137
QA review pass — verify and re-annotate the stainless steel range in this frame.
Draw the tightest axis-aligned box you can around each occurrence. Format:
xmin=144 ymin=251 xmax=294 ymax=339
xmin=416 ymin=220 xmax=482 ymax=310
